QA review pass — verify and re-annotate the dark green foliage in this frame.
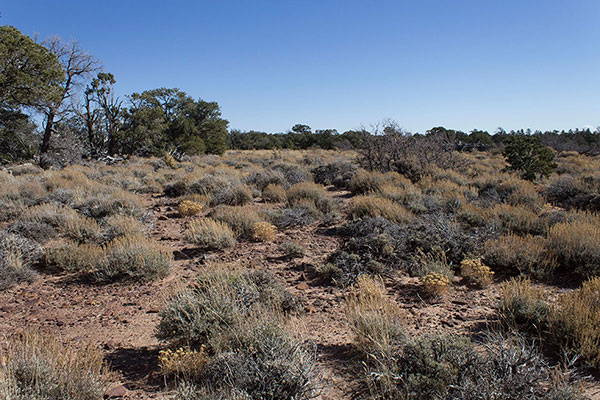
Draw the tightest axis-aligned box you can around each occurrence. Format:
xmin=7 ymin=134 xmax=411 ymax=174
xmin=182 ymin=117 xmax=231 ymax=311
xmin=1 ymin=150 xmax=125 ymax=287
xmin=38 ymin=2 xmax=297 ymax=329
xmin=0 ymin=109 xmax=38 ymax=164
xmin=0 ymin=26 xmax=64 ymax=111
xmin=546 ymin=175 xmax=600 ymax=211
xmin=503 ymin=135 xmax=557 ymax=181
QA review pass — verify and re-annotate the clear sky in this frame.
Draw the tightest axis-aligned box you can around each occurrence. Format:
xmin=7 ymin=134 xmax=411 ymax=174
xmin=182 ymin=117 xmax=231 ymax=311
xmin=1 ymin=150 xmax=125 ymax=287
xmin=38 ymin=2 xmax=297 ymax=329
xmin=2 ymin=1 xmax=599 ymax=134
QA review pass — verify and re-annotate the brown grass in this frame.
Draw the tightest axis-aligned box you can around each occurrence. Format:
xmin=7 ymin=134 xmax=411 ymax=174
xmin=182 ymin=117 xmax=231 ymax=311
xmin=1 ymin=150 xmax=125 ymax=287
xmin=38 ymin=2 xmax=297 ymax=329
xmin=185 ymin=219 xmax=236 ymax=250
xmin=347 ymin=195 xmax=414 ymax=223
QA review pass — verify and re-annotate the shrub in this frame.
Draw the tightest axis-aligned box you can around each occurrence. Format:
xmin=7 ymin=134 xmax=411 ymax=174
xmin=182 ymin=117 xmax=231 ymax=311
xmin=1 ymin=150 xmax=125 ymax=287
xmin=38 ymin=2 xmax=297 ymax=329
xmin=319 ymin=250 xmax=384 ymax=287
xmin=0 ymin=231 xmax=40 ymax=290
xmin=102 ymin=215 xmax=146 ymax=240
xmin=546 ymin=175 xmax=600 ymax=211
xmin=503 ymin=135 xmax=557 ymax=181
xmin=312 ymin=160 xmax=357 ymax=189
xmin=360 ymin=333 xmax=582 ymax=400
xmin=488 ymin=203 xmax=547 ymax=236
xmin=179 ymin=200 xmax=204 ymax=217
xmin=185 ymin=219 xmax=236 ymax=250
xmin=164 ymin=180 xmax=189 ymax=197
xmin=200 ymin=321 xmax=317 ymax=400
xmin=497 ymin=277 xmax=550 ymax=334
xmin=262 ymin=183 xmax=287 ymax=203
xmin=7 ymin=220 xmax=57 ymax=244
xmin=346 ymin=275 xmax=404 ymax=357
xmin=278 ymin=241 xmax=305 ymax=259
xmin=348 ymin=170 xmax=405 ymax=195
xmin=25 ymin=203 xmax=103 ymax=243
xmin=156 ymin=269 xmax=299 ymax=350
xmin=548 ymin=217 xmax=600 ymax=278
xmin=211 ymin=184 xmax=253 ymax=207
xmin=210 ymin=206 xmax=262 ymax=239
xmin=0 ymin=331 xmax=106 ymax=400
xmin=251 ymin=221 xmax=276 ymax=242
xmin=460 ymin=258 xmax=494 ymax=288
xmin=347 ymin=195 xmax=414 ymax=224
xmin=484 ymin=234 xmax=557 ymax=278
xmin=421 ymin=273 xmax=451 ymax=297
xmin=94 ymin=236 xmax=172 ymax=282
xmin=43 ymin=240 xmax=104 ymax=274
xmin=266 ymin=206 xmax=318 ymax=229
xmin=286 ymin=182 xmax=327 ymax=204
xmin=551 ymin=277 xmax=600 ymax=369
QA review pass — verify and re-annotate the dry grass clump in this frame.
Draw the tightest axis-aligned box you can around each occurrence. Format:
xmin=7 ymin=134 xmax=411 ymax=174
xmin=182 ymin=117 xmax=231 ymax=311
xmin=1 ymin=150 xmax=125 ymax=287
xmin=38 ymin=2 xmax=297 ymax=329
xmin=348 ymin=170 xmax=407 ymax=195
xmin=102 ymin=214 xmax=146 ymax=240
xmin=347 ymin=195 xmax=414 ymax=224
xmin=164 ymin=152 xmax=178 ymax=168
xmin=0 ymin=331 xmax=106 ymax=400
xmin=548 ymin=216 xmax=600 ymax=278
xmin=210 ymin=206 xmax=262 ymax=239
xmin=252 ymin=221 xmax=277 ymax=242
xmin=43 ymin=240 xmax=104 ymax=274
xmin=286 ymin=182 xmax=327 ymax=204
xmin=497 ymin=277 xmax=550 ymax=334
xmin=487 ymin=203 xmax=547 ymax=235
xmin=421 ymin=273 xmax=451 ymax=297
xmin=551 ymin=277 xmax=600 ymax=369
xmin=179 ymin=200 xmax=204 ymax=217
xmin=484 ymin=234 xmax=557 ymax=278
xmin=460 ymin=258 xmax=494 ymax=288
xmin=345 ymin=275 xmax=405 ymax=357
xmin=262 ymin=183 xmax=287 ymax=203
xmin=95 ymin=236 xmax=172 ymax=282
xmin=25 ymin=204 xmax=103 ymax=244
xmin=185 ymin=219 xmax=236 ymax=250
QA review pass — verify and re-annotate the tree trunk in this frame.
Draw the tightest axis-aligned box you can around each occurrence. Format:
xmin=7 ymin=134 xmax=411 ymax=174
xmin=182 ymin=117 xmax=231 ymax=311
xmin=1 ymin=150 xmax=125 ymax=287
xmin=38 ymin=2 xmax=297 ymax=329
xmin=40 ymin=110 xmax=54 ymax=154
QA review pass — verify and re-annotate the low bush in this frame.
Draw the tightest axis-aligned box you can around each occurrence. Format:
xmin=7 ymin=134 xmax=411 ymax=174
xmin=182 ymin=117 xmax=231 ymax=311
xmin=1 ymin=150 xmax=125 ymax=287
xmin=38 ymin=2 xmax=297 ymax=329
xmin=487 ymin=203 xmax=547 ymax=236
xmin=185 ymin=219 xmax=236 ymax=250
xmin=484 ymin=234 xmax=557 ymax=278
xmin=551 ymin=277 xmax=600 ymax=369
xmin=0 ymin=231 xmax=40 ymax=290
xmin=546 ymin=175 xmax=600 ymax=211
xmin=7 ymin=220 xmax=57 ymax=244
xmin=102 ymin=214 xmax=146 ymax=240
xmin=265 ymin=206 xmax=318 ymax=229
xmin=348 ymin=170 xmax=405 ymax=195
xmin=261 ymin=183 xmax=287 ymax=203
xmin=179 ymin=200 xmax=204 ymax=217
xmin=286 ymin=182 xmax=327 ymax=205
xmin=43 ymin=240 xmax=104 ymax=274
xmin=278 ymin=241 xmax=305 ymax=259
xmin=312 ymin=160 xmax=357 ymax=189
xmin=211 ymin=184 xmax=253 ymax=206
xmin=164 ymin=180 xmax=189 ymax=197
xmin=210 ymin=206 xmax=262 ymax=239
xmin=460 ymin=258 xmax=494 ymax=288
xmin=95 ymin=235 xmax=172 ymax=282
xmin=156 ymin=269 xmax=299 ymax=350
xmin=251 ymin=221 xmax=277 ymax=242
xmin=421 ymin=273 xmax=451 ymax=297
xmin=346 ymin=275 xmax=404 ymax=357
xmin=360 ymin=332 xmax=583 ymax=400
xmin=347 ymin=195 xmax=414 ymax=224
xmin=0 ymin=331 xmax=106 ymax=400
xmin=548 ymin=216 xmax=600 ymax=278
xmin=497 ymin=277 xmax=550 ymax=334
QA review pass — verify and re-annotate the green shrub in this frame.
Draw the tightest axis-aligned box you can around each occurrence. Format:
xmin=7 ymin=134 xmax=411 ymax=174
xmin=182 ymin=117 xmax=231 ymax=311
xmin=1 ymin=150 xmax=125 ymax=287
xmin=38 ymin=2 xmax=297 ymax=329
xmin=278 ymin=241 xmax=305 ymax=259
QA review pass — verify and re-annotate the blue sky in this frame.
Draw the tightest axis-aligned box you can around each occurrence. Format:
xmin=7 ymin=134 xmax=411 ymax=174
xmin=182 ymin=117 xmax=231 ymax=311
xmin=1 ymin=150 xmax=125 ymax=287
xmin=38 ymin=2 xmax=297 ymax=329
xmin=2 ymin=1 xmax=599 ymax=133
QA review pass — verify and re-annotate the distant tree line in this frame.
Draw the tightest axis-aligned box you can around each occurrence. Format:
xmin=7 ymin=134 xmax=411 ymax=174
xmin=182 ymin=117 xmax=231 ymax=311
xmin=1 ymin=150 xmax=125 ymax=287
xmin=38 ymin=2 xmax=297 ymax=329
xmin=1 ymin=25 xmax=599 ymax=166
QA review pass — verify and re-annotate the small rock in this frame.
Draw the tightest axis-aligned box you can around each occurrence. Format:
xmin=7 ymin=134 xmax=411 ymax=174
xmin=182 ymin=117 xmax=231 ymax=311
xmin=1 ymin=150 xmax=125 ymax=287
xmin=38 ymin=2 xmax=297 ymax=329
xmin=297 ymin=282 xmax=309 ymax=290
xmin=146 ymin=308 xmax=160 ymax=314
xmin=104 ymin=384 xmax=127 ymax=398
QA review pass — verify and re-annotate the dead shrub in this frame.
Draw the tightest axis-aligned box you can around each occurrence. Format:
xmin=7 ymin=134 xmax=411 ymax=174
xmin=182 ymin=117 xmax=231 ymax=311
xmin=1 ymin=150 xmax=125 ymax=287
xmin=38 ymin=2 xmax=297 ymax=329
xmin=252 ymin=222 xmax=277 ymax=242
